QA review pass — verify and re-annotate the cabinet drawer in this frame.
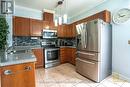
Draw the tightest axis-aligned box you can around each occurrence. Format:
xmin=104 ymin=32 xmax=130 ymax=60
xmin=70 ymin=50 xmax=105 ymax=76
xmin=76 ymin=58 xmax=99 ymax=82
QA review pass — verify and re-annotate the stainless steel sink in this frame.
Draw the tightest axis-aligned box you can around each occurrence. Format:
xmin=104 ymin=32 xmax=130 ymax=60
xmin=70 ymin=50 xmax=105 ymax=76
xmin=7 ymin=50 xmax=31 ymax=54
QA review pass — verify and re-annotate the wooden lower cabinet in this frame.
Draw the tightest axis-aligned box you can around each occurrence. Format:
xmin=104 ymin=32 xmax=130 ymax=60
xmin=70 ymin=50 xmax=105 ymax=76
xmin=32 ymin=49 xmax=44 ymax=68
xmin=60 ymin=48 xmax=68 ymax=63
xmin=1 ymin=62 xmax=36 ymax=87
xmin=60 ymin=47 xmax=77 ymax=65
xmin=67 ymin=48 xmax=76 ymax=65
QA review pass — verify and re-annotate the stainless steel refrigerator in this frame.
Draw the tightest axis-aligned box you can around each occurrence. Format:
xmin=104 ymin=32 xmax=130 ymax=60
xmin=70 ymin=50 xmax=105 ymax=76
xmin=76 ymin=19 xmax=112 ymax=82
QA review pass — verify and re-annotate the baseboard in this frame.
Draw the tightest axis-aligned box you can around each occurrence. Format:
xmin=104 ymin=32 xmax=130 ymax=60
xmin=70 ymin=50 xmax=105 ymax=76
xmin=112 ymin=72 xmax=130 ymax=82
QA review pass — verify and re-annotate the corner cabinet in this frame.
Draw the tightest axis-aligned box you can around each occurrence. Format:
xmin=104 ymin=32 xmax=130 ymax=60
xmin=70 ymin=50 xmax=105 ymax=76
xmin=32 ymin=49 xmax=44 ymax=68
xmin=13 ymin=16 xmax=30 ymax=36
xmin=30 ymin=19 xmax=43 ymax=36
xmin=57 ymin=24 xmax=76 ymax=38
xmin=1 ymin=62 xmax=36 ymax=87
xmin=60 ymin=47 xmax=77 ymax=65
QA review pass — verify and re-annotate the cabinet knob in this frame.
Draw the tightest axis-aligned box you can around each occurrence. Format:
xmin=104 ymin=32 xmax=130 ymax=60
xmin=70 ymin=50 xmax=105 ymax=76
xmin=4 ymin=70 xmax=12 ymax=75
xmin=24 ymin=66 xmax=32 ymax=71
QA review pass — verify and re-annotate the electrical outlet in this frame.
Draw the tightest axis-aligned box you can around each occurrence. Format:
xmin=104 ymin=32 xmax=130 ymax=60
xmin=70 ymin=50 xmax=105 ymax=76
xmin=128 ymin=40 xmax=130 ymax=44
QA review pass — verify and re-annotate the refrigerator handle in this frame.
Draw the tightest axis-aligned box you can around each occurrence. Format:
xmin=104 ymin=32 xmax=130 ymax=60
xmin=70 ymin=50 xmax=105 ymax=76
xmin=84 ymin=24 xmax=88 ymax=48
xmin=76 ymin=58 xmax=96 ymax=65
xmin=84 ymin=24 xmax=87 ymax=48
xmin=77 ymin=51 xmax=95 ymax=56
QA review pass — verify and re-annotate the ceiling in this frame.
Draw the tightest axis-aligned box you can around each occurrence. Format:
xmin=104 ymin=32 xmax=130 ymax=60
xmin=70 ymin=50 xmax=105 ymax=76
xmin=15 ymin=0 xmax=107 ymax=18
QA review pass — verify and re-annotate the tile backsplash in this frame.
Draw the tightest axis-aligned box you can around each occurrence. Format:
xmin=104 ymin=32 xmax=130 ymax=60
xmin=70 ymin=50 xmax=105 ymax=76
xmin=58 ymin=38 xmax=76 ymax=46
xmin=13 ymin=36 xmax=41 ymax=46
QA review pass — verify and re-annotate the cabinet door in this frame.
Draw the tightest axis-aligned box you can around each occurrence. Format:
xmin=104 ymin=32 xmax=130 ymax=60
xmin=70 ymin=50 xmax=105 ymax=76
xmin=43 ymin=12 xmax=53 ymax=22
xmin=32 ymin=49 xmax=44 ymax=68
xmin=57 ymin=25 xmax=67 ymax=38
xmin=70 ymin=24 xmax=76 ymax=37
xmin=66 ymin=25 xmax=72 ymax=38
xmin=30 ymin=19 xmax=43 ymax=36
xmin=1 ymin=63 xmax=35 ymax=87
xmin=43 ymin=21 xmax=50 ymax=29
xmin=70 ymin=48 xmax=77 ymax=65
xmin=13 ymin=16 xmax=30 ymax=36
xmin=60 ymin=48 xmax=68 ymax=63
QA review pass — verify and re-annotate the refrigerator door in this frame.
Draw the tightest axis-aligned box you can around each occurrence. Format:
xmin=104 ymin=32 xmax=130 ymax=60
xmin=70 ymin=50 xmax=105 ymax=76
xmin=76 ymin=23 xmax=87 ymax=51
xmin=85 ymin=19 xmax=99 ymax=52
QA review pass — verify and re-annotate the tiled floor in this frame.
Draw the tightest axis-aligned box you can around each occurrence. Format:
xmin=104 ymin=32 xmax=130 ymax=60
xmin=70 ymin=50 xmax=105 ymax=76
xmin=36 ymin=63 xmax=130 ymax=87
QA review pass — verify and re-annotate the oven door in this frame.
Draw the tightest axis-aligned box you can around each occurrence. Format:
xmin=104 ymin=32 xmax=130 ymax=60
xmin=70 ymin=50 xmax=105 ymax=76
xmin=45 ymin=48 xmax=59 ymax=63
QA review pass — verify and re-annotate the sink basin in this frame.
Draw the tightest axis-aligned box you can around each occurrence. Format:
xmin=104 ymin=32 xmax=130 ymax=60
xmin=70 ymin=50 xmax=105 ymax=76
xmin=8 ymin=50 xmax=31 ymax=54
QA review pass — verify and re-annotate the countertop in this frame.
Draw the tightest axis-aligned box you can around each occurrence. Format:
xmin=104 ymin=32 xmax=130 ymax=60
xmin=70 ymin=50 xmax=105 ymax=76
xmin=14 ymin=45 xmax=76 ymax=49
xmin=0 ymin=52 xmax=36 ymax=67
xmin=14 ymin=45 xmax=42 ymax=50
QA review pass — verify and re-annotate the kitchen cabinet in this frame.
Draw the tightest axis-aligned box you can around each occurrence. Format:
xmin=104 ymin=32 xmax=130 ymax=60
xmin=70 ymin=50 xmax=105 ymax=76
xmin=32 ymin=49 xmax=44 ymax=68
xmin=13 ymin=16 xmax=30 ymax=36
xmin=60 ymin=47 xmax=76 ymax=65
xmin=68 ymin=48 xmax=77 ymax=65
xmin=43 ymin=12 xmax=54 ymax=22
xmin=58 ymin=24 xmax=76 ymax=38
xmin=60 ymin=48 xmax=68 ymax=63
xmin=43 ymin=21 xmax=57 ymax=30
xmin=1 ymin=62 xmax=36 ymax=87
xmin=68 ymin=24 xmax=76 ymax=38
xmin=57 ymin=25 xmax=66 ymax=38
xmin=30 ymin=19 xmax=43 ymax=36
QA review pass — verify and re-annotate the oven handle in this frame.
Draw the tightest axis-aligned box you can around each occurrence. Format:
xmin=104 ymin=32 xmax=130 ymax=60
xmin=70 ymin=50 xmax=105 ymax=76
xmin=45 ymin=48 xmax=59 ymax=51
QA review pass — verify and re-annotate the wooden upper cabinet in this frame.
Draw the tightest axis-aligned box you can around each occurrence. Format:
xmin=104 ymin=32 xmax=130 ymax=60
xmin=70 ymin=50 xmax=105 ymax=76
xmin=13 ymin=16 xmax=30 ymax=36
xmin=43 ymin=12 xmax=54 ymax=22
xmin=57 ymin=24 xmax=67 ymax=38
xmin=69 ymin=24 xmax=76 ymax=37
xmin=43 ymin=21 xmax=50 ymax=29
xmin=30 ymin=19 xmax=43 ymax=36
xmin=58 ymin=24 xmax=76 ymax=38
xmin=32 ymin=49 xmax=44 ymax=68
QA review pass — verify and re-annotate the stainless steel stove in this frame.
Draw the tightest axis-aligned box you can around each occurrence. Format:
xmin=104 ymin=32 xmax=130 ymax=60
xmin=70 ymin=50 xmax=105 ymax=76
xmin=41 ymin=39 xmax=60 ymax=68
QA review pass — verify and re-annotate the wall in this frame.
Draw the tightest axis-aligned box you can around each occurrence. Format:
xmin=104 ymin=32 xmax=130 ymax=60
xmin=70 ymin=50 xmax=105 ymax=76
xmin=14 ymin=5 xmax=43 ymax=20
xmin=70 ymin=0 xmax=130 ymax=81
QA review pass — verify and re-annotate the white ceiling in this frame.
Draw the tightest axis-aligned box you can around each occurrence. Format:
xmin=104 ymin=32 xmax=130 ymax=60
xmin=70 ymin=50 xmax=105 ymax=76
xmin=15 ymin=0 xmax=107 ymax=18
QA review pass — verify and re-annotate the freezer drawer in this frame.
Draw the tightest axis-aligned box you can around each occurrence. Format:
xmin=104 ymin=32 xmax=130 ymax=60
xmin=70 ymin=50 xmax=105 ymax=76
xmin=77 ymin=51 xmax=100 ymax=61
xmin=76 ymin=58 xmax=100 ymax=82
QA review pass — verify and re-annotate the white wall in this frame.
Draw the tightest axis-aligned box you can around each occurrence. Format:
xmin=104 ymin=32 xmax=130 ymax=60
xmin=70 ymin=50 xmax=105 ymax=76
xmin=70 ymin=0 xmax=130 ymax=81
xmin=14 ymin=5 xmax=43 ymax=20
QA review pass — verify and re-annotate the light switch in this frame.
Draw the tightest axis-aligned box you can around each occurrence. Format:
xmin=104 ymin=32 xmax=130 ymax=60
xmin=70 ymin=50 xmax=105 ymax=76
xmin=128 ymin=40 xmax=130 ymax=44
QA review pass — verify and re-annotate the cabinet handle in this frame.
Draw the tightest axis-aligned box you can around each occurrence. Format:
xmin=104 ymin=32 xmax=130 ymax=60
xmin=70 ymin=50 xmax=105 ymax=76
xmin=24 ymin=66 xmax=32 ymax=71
xmin=4 ymin=70 xmax=12 ymax=75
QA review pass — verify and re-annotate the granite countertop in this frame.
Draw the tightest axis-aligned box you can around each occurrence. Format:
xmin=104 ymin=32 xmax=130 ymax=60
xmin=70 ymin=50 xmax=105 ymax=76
xmin=14 ymin=45 xmax=42 ymax=50
xmin=0 ymin=51 xmax=36 ymax=67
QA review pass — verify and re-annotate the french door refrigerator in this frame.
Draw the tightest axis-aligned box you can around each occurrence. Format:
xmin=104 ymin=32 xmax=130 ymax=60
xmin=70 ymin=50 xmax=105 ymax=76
xmin=76 ymin=19 xmax=112 ymax=82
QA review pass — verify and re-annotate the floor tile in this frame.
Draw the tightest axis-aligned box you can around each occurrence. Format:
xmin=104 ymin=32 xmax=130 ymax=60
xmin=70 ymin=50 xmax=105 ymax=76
xmin=35 ymin=63 xmax=127 ymax=87
xmin=121 ymin=81 xmax=130 ymax=87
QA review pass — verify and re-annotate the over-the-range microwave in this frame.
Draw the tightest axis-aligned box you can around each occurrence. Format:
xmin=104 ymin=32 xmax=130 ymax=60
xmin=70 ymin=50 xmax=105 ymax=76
xmin=42 ymin=29 xmax=57 ymax=39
